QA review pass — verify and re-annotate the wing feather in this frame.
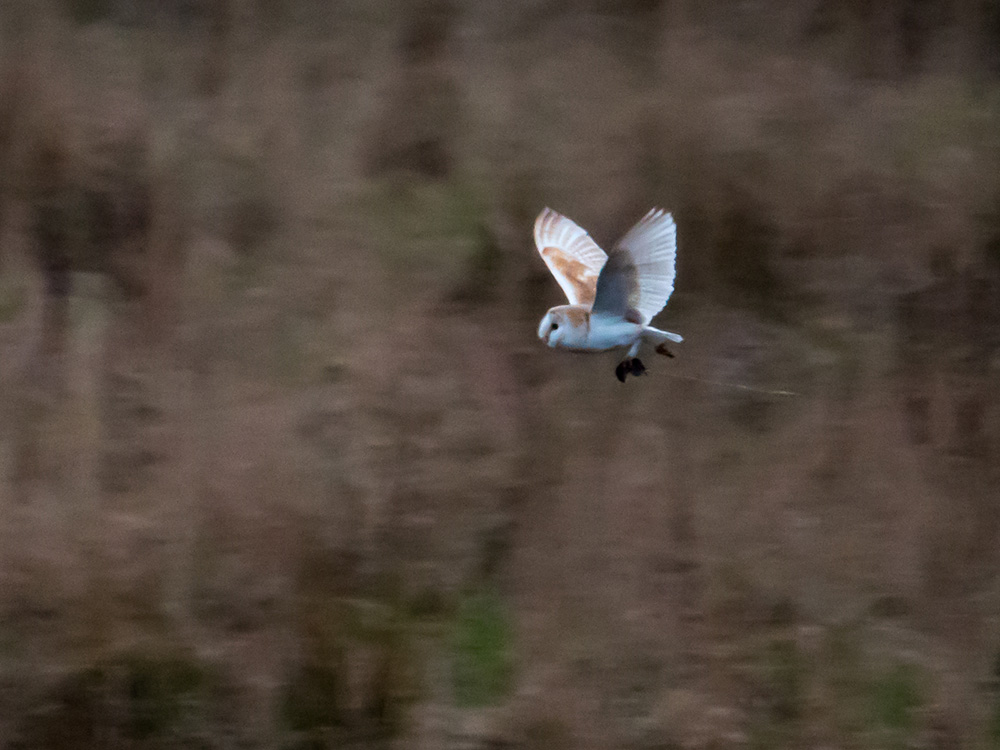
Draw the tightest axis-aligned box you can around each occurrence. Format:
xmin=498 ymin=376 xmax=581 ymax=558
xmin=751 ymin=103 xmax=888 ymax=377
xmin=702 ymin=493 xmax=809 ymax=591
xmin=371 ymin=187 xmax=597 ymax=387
xmin=533 ymin=208 xmax=607 ymax=307
xmin=592 ymin=208 xmax=676 ymax=324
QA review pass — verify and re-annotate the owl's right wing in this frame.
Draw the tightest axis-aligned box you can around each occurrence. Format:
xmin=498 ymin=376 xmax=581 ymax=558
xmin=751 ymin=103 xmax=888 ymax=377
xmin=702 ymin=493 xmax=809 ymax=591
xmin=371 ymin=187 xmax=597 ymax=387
xmin=533 ymin=208 xmax=608 ymax=307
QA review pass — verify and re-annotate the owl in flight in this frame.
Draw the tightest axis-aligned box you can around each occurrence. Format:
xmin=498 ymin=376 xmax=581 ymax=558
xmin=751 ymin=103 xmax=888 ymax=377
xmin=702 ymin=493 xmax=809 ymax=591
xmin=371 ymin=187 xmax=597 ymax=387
xmin=534 ymin=207 xmax=682 ymax=382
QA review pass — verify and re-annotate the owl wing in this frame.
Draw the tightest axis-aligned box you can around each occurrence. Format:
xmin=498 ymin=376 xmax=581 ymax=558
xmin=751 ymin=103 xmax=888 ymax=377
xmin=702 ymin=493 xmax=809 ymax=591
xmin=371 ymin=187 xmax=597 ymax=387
xmin=533 ymin=207 xmax=608 ymax=307
xmin=591 ymin=208 xmax=676 ymax=324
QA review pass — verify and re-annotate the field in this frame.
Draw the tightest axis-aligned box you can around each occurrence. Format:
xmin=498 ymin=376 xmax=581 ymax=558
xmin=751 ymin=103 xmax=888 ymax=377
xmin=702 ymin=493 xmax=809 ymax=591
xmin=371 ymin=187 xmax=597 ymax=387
xmin=1 ymin=1 xmax=1000 ymax=747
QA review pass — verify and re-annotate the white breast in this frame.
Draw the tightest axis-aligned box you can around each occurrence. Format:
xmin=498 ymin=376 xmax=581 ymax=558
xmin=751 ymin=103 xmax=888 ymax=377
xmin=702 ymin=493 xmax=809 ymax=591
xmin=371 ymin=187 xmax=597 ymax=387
xmin=586 ymin=314 xmax=643 ymax=351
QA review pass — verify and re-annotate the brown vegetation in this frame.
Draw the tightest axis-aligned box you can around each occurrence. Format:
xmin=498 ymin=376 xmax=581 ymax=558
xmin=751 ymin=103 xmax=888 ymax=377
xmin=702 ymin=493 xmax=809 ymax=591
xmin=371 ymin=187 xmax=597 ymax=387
xmin=1 ymin=1 xmax=1000 ymax=747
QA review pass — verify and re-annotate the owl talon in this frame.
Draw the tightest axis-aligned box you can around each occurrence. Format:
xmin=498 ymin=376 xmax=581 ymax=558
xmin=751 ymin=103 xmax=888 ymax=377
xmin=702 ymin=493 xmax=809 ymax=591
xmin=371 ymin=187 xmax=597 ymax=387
xmin=615 ymin=360 xmax=628 ymax=383
xmin=630 ymin=358 xmax=646 ymax=376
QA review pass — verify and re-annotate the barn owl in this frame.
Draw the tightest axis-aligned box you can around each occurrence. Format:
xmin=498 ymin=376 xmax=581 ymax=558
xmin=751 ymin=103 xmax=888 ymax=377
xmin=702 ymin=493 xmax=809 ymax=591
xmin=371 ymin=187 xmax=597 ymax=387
xmin=534 ymin=207 xmax=683 ymax=382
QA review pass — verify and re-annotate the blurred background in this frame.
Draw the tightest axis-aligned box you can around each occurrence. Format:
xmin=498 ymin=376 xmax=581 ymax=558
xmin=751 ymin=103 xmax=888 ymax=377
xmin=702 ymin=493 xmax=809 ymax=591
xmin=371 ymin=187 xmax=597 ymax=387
xmin=0 ymin=0 xmax=999 ymax=747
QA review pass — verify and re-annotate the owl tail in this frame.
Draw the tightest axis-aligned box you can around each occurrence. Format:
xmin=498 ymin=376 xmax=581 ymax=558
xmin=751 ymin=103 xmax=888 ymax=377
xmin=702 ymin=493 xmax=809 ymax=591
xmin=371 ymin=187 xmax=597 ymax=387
xmin=642 ymin=326 xmax=682 ymax=358
xmin=643 ymin=326 xmax=683 ymax=346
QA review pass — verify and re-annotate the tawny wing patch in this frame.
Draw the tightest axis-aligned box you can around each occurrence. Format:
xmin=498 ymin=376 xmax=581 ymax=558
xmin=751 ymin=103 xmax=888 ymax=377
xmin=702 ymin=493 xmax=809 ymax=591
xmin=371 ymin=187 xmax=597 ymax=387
xmin=593 ymin=208 xmax=676 ymax=324
xmin=533 ymin=208 xmax=607 ymax=307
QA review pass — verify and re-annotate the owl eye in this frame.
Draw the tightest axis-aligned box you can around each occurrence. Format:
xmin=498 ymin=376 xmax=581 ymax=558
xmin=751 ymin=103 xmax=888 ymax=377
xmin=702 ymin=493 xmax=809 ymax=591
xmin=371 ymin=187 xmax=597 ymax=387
xmin=551 ymin=323 xmax=559 ymax=330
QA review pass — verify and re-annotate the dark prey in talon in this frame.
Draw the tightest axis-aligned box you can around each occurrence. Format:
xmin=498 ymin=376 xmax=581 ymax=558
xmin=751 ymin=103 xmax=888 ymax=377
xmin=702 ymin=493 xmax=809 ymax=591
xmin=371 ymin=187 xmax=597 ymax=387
xmin=615 ymin=357 xmax=647 ymax=382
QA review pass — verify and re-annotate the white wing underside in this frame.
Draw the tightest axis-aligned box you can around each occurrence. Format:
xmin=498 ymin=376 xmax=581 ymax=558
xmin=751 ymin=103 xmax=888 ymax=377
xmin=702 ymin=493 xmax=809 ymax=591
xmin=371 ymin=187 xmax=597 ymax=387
xmin=593 ymin=208 xmax=677 ymax=325
xmin=533 ymin=208 xmax=607 ymax=307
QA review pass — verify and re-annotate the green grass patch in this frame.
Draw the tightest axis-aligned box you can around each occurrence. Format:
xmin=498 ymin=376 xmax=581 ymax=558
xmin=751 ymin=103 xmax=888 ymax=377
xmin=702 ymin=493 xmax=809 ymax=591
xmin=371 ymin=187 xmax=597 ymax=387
xmin=451 ymin=586 xmax=514 ymax=708
xmin=821 ymin=625 xmax=927 ymax=746
xmin=848 ymin=660 xmax=924 ymax=750
xmin=868 ymin=662 xmax=922 ymax=735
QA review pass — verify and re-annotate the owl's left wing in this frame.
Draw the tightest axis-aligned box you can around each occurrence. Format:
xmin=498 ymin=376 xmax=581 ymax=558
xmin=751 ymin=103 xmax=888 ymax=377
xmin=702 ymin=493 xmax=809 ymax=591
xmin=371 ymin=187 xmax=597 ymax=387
xmin=533 ymin=208 xmax=607 ymax=307
xmin=592 ymin=208 xmax=676 ymax=324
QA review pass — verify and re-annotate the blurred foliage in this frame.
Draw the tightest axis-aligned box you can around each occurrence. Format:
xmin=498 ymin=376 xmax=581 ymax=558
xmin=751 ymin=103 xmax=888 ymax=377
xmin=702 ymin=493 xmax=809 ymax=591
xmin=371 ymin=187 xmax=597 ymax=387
xmin=281 ymin=658 xmax=346 ymax=740
xmin=823 ymin=623 xmax=867 ymax=736
xmin=762 ymin=638 xmax=805 ymax=725
xmin=867 ymin=594 xmax=912 ymax=620
xmin=281 ymin=599 xmax=420 ymax=744
xmin=0 ymin=279 xmax=26 ymax=322
xmin=868 ymin=662 xmax=923 ymax=744
xmin=451 ymin=586 xmax=514 ymax=708
xmin=406 ymin=585 xmax=452 ymax=622
xmin=61 ymin=0 xmax=113 ymax=25
xmin=120 ymin=654 xmax=210 ymax=739
xmin=523 ymin=714 xmax=573 ymax=750
xmin=984 ymin=198 xmax=1000 ymax=271
xmin=195 ymin=149 xmax=280 ymax=269
xmin=357 ymin=176 xmax=487 ymax=281
xmin=11 ymin=648 xmax=228 ymax=748
xmin=450 ymin=221 xmax=504 ymax=306
xmin=748 ymin=636 xmax=806 ymax=749
xmin=282 ymin=552 xmax=421 ymax=745
xmin=986 ymin=649 xmax=1000 ymax=748
xmin=715 ymin=194 xmax=785 ymax=320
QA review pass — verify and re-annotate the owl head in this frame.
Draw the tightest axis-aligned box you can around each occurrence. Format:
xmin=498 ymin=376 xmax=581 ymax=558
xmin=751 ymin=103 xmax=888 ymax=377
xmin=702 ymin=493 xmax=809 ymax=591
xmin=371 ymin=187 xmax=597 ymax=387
xmin=537 ymin=305 xmax=589 ymax=349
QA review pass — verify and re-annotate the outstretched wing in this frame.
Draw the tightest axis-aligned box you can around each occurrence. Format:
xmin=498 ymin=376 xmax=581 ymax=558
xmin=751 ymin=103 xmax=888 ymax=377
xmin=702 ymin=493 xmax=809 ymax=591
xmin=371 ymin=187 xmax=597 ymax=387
xmin=592 ymin=208 xmax=676 ymax=324
xmin=533 ymin=207 xmax=607 ymax=307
